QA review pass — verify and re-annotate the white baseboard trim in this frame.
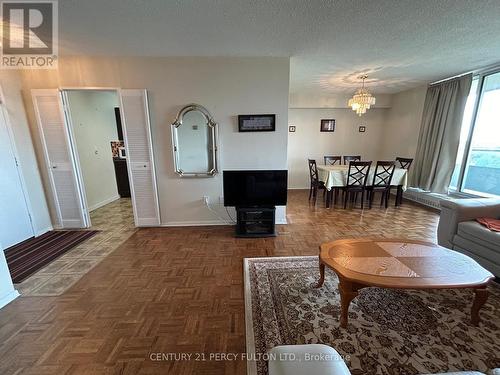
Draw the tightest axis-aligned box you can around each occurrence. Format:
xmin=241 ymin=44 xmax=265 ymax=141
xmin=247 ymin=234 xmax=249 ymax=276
xmin=0 ymin=289 xmax=20 ymax=310
xmin=88 ymin=195 xmax=121 ymax=212
xmin=35 ymin=225 xmax=53 ymax=237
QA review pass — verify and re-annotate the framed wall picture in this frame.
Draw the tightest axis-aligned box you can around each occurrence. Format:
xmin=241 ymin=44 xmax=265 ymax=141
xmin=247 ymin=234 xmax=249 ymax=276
xmin=320 ymin=119 xmax=335 ymax=132
xmin=238 ymin=114 xmax=275 ymax=132
xmin=359 ymin=126 xmax=366 ymax=133
xmin=289 ymin=125 xmax=296 ymax=132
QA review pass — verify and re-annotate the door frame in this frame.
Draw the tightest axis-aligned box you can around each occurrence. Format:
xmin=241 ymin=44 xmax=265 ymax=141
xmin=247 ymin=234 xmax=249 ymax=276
xmin=58 ymin=87 xmax=160 ymax=227
xmin=0 ymin=86 xmax=36 ymax=238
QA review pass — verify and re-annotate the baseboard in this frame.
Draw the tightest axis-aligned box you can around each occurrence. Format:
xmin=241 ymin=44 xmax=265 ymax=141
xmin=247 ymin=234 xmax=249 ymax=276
xmin=161 ymin=220 xmax=232 ymax=227
xmin=0 ymin=289 xmax=20 ymax=309
xmin=88 ymin=195 xmax=121 ymax=212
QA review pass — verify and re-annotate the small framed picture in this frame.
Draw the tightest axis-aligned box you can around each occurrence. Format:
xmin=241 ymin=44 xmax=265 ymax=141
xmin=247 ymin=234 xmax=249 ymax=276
xmin=320 ymin=119 xmax=335 ymax=132
xmin=359 ymin=126 xmax=366 ymax=133
xmin=238 ymin=114 xmax=275 ymax=132
xmin=289 ymin=125 xmax=296 ymax=132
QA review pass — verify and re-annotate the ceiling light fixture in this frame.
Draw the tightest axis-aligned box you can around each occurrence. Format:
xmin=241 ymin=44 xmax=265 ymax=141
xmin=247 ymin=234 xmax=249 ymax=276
xmin=348 ymin=75 xmax=376 ymax=116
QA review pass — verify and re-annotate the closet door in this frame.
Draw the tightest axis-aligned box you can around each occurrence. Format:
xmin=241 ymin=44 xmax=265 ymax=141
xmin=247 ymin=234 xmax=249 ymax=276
xmin=32 ymin=89 xmax=87 ymax=228
xmin=0 ymin=104 xmax=34 ymax=248
xmin=119 ymin=90 xmax=160 ymax=226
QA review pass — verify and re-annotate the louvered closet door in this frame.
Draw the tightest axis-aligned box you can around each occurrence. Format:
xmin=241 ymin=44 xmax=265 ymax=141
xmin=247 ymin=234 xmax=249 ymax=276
xmin=32 ymin=90 xmax=87 ymax=228
xmin=119 ymin=90 xmax=160 ymax=226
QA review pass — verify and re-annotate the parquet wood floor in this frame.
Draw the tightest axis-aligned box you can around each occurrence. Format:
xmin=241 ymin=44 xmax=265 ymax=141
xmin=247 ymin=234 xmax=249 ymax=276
xmin=0 ymin=190 xmax=439 ymax=374
xmin=16 ymin=198 xmax=136 ymax=296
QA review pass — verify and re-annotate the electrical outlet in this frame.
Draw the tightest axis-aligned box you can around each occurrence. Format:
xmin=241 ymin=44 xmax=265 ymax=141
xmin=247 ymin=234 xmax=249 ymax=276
xmin=203 ymin=196 xmax=209 ymax=205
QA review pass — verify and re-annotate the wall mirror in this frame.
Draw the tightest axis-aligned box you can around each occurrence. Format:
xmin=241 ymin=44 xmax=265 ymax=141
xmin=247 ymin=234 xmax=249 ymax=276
xmin=171 ymin=104 xmax=218 ymax=177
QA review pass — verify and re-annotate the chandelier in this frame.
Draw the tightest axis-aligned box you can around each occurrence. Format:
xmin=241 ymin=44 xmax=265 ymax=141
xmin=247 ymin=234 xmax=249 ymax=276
xmin=348 ymin=75 xmax=376 ymax=116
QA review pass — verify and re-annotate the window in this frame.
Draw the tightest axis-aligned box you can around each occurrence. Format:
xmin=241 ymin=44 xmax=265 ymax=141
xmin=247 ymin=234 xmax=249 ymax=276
xmin=450 ymin=70 xmax=500 ymax=197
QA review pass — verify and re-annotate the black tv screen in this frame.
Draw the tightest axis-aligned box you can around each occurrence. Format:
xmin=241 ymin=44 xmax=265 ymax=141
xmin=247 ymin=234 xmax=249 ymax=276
xmin=223 ymin=170 xmax=287 ymax=207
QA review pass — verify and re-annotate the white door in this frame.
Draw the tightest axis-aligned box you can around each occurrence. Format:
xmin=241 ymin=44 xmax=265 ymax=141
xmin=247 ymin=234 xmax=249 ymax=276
xmin=119 ymin=90 xmax=160 ymax=226
xmin=32 ymin=89 xmax=88 ymax=228
xmin=0 ymin=105 xmax=34 ymax=248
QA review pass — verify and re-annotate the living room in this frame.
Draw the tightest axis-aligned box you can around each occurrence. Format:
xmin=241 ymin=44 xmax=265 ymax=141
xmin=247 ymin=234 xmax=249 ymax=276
xmin=0 ymin=1 xmax=499 ymax=375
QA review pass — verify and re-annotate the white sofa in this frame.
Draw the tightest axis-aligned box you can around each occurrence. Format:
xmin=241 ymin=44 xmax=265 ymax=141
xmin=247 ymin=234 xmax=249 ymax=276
xmin=437 ymin=198 xmax=500 ymax=276
xmin=268 ymin=345 xmax=496 ymax=375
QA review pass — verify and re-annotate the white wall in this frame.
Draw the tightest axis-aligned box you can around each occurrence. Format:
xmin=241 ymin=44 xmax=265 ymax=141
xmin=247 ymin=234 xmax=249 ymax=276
xmin=0 ymin=242 xmax=19 ymax=309
xmin=288 ymin=86 xmax=428 ymax=189
xmin=67 ymin=90 xmax=120 ymax=211
xmin=0 ymin=71 xmax=52 ymax=236
xmin=288 ymin=108 xmax=389 ymax=189
xmin=21 ymin=56 xmax=290 ymax=225
xmin=379 ymin=85 xmax=427 ymax=160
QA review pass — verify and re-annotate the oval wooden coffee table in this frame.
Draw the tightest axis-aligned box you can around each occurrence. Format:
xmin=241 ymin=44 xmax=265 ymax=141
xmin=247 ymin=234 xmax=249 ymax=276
xmin=316 ymin=238 xmax=494 ymax=328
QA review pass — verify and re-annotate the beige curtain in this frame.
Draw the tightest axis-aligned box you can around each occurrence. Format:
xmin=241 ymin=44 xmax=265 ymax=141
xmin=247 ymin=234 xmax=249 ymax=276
xmin=411 ymin=73 xmax=472 ymax=193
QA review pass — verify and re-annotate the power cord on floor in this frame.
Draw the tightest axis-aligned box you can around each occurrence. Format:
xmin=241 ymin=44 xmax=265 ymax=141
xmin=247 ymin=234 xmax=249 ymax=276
xmin=225 ymin=206 xmax=236 ymax=223
xmin=205 ymin=201 xmax=236 ymax=225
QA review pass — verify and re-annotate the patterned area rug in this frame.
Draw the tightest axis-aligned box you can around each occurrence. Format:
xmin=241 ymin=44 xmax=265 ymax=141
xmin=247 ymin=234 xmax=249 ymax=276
xmin=244 ymin=256 xmax=500 ymax=375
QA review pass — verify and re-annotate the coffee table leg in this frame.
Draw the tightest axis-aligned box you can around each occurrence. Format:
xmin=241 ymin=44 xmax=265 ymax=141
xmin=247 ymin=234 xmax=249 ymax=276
xmin=338 ymin=278 xmax=359 ymax=328
xmin=315 ymin=262 xmax=325 ymax=288
xmin=471 ymin=287 xmax=489 ymax=326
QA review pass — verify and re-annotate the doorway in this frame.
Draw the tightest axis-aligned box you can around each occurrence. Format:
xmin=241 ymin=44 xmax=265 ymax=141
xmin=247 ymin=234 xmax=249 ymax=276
xmin=63 ymin=90 xmax=132 ymax=226
xmin=32 ymin=88 xmax=160 ymax=229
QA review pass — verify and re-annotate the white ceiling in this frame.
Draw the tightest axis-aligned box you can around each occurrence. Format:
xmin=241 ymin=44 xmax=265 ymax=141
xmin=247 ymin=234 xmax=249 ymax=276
xmin=58 ymin=0 xmax=500 ymax=95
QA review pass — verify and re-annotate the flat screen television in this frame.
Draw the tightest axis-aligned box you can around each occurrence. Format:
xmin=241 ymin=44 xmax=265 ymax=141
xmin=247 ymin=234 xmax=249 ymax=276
xmin=223 ymin=170 xmax=287 ymax=207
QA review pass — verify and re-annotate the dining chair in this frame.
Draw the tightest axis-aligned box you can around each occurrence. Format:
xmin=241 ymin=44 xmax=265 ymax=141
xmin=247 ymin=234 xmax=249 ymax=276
xmin=393 ymin=157 xmax=414 ymax=206
xmin=324 ymin=155 xmax=342 ymax=165
xmin=343 ymin=155 xmax=361 ymax=165
xmin=342 ymin=161 xmax=372 ymax=209
xmin=396 ymin=157 xmax=414 ymax=169
xmin=307 ymin=159 xmax=326 ymax=205
xmin=366 ymin=161 xmax=396 ymax=209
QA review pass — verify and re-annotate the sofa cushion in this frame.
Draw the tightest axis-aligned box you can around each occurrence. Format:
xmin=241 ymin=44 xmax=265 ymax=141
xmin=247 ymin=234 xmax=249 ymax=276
xmin=453 ymin=239 xmax=500 ymax=276
xmin=457 ymin=221 xmax=500 ymax=251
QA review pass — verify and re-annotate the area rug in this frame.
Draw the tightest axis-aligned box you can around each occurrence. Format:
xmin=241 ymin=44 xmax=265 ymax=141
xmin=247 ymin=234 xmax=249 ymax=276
xmin=5 ymin=230 xmax=99 ymax=283
xmin=244 ymin=256 xmax=500 ymax=375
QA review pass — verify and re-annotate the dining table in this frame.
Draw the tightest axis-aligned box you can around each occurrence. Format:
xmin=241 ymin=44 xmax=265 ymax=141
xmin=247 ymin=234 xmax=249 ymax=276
xmin=317 ymin=164 xmax=408 ymax=208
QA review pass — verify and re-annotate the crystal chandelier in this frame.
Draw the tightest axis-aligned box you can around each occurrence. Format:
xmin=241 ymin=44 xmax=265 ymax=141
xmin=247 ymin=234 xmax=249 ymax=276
xmin=348 ymin=75 xmax=376 ymax=116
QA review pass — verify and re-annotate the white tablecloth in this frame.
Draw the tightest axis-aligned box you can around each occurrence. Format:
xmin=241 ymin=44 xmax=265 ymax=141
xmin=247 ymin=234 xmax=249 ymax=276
xmin=317 ymin=165 xmax=408 ymax=191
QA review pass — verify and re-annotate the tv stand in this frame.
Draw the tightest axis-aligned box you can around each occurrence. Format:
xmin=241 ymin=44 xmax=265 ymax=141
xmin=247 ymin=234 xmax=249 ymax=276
xmin=235 ymin=206 xmax=276 ymax=238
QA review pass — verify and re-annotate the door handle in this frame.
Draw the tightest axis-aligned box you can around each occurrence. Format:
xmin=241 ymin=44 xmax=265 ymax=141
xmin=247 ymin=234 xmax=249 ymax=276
xmin=52 ymin=165 xmax=57 ymax=169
